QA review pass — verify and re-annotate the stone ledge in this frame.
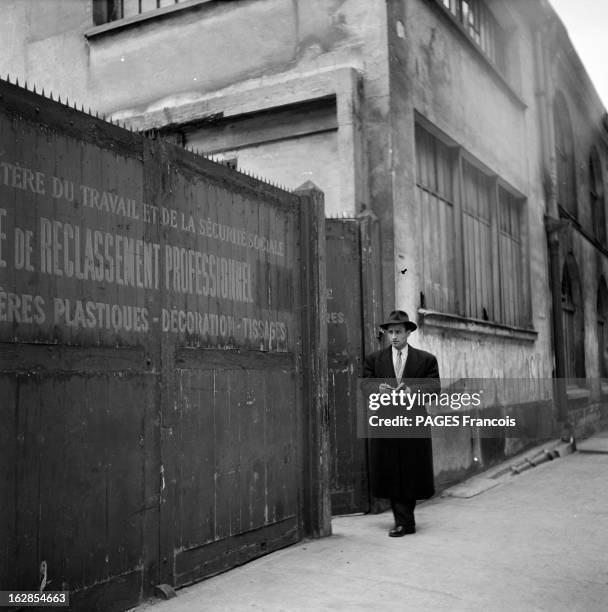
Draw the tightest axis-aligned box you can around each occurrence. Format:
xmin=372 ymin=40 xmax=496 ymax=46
xmin=418 ymin=309 xmax=538 ymax=342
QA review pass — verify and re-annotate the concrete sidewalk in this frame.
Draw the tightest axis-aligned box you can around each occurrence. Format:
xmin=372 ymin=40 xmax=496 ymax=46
xmin=135 ymin=441 xmax=608 ymax=612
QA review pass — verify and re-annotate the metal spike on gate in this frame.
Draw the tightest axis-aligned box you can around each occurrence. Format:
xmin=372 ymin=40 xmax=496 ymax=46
xmin=57 ymin=94 xmax=62 ymax=104
xmin=15 ymin=77 xmax=19 ymax=86
xmin=49 ymin=91 xmax=54 ymax=101
xmin=41 ymin=88 xmax=45 ymax=97
xmin=32 ymin=84 xmax=36 ymax=94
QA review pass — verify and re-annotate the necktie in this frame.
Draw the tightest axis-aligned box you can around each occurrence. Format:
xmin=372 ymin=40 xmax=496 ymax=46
xmin=396 ymin=351 xmax=402 ymax=381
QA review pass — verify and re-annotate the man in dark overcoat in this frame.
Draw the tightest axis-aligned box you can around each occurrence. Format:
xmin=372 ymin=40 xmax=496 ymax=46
xmin=363 ymin=310 xmax=439 ymax=537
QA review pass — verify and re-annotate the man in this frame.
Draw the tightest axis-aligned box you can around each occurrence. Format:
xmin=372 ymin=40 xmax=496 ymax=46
xmin=363 ymin=310 xmax=439 ymax=537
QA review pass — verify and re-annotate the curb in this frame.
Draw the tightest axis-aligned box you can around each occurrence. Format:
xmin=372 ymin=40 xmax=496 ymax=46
xmin=441 ymin=437 xmax=576 ymax=499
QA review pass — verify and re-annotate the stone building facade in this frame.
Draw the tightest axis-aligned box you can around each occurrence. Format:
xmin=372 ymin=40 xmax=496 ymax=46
xmin=2 ymin=0 xmax=607 ymax=490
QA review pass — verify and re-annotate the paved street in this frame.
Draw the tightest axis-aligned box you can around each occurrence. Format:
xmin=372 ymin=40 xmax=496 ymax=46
xmin=135 ymin=438 xmax=608 ymax=612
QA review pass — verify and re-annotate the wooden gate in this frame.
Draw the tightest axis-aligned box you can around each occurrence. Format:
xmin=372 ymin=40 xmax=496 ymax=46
xmin=0 ymin=78 xmax=328 ymax=610
xmin=326 ymin=216 xmax=382 ymax=515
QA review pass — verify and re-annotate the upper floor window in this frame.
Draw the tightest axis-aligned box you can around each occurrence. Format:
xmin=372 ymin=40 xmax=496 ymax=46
xmin=589 ymin=147 xmax=606 ymax=245
xmin=553 ymin=92 xmax=577 ymax=220
xmin=93 ymin=0 xmax=191 ymax=25
xmin=440 ymin=0 xmax=507 ymax=75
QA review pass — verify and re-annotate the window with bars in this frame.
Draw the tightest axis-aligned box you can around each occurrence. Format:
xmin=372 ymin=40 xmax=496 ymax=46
xmin=439 ymin=0 xmax=507 ymax=75
xmin=93 ymin=0 xmax=191 ymax=25
xmin=415 ymin=123 xmax=529 ymax=328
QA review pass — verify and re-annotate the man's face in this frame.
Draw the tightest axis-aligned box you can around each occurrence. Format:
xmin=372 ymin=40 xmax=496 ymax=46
xmin=386 ymin=324 xmax=410 ymax=350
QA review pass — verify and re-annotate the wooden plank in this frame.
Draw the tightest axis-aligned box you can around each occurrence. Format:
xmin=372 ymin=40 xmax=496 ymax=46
xmin=212 ymin=370 xmax=233 ymax=541
xmin=69 ymin=570 xmax=143 ymax=612
xmin=245 ymin=371 xmax=267 ymax=530
xmin=295 ymin=184 xmax=329 ymax=537
xmin=15 ymin=379 xmax=40 ymax=589
xmin=175 ymin=369 xmax=216 ymax=548
xmin=325 ymin=220 xmax=367 ymax=515
xmin=174 ymin=518 xmax=298 ymax=586
xmin=0 ymin=375 xmax=16 ymax=589
xmin=0 ymin=344 xmax=146 ymax=372
xmin=188 ymin=98 xmax=338 ymax=155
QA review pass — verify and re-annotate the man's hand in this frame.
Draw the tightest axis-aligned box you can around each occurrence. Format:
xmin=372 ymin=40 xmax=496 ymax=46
xmin=378 ymin=382 xmax=413 ymax=393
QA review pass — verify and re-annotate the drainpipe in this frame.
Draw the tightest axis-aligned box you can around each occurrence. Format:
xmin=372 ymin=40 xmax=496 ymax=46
xmin=532 ymin=4 xmax=570 ymax=436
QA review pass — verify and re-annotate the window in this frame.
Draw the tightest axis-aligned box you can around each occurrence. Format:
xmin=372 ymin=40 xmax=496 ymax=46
xmin=462 ymin=159 xmax=493 ymax=320
xmin=498 ymin=187 xmax=524 ymax=326
xmin=561 ymin=266 xmax=576 ymax=379
xmin=597 ymin=278 xmax=608 ymax=378
xmin=93 ymin=0 xmax=190 ymax=25
xmin=415 ymin=123 xmax=529 ymax=328
xmin=589 ymin=147 xmax=606 ymax=245
xmin=553 ymin=92 xmax=577 ymax=219
xmin=416 ymin=124 xmax=457 ymax=314
xmin=561 ymin=257 xmax=585 ymax=380
xmin=439 ymin=0 xmax=507 ymax=75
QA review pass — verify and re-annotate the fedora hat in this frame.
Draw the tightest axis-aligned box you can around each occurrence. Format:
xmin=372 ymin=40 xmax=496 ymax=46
xmin=379 ymin=310 xmax=417 ymax=331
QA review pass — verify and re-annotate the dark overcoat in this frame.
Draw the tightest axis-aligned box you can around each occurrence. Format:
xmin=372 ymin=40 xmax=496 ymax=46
xmin=363 ymin=344 xmax=439 ymax=501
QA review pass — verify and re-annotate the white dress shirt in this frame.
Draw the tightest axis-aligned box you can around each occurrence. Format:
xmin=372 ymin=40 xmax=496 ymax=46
xmin=392 ymin=344 xmax=408 ymax=382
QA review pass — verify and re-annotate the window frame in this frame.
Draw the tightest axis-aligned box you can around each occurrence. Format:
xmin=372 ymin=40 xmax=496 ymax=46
xmin=553 ymin=92 xmax=578 ymax=221
xmin=415 ymin=121 xmax=531 ymax=331
xmin=597 ymin=277 xmax=608 ymax=379
xmin=436 ymin=0 xmax=508 ymax=78
xmin=89 ymin=0 xmax=214 ymax=32
xmin=589 ymin=146 xmax=606 ymax=246
xmin=561 ymin=256 xmax=586 ymax=382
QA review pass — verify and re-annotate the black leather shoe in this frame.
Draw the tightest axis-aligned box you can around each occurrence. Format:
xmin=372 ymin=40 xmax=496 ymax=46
xmin=388 ymin=525 xmax=416 ymax=537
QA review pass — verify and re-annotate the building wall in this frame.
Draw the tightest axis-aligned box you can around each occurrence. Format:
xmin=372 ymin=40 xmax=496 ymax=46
xmin=0 ymin=0 xmax=390 ymax=219
xmin=386 ymin=0 xmax=553 ymax=383
xmin=549 ymin=20 xmax=608 ymax=433
xmin=3 ymin=0 xmax=608 ymax=483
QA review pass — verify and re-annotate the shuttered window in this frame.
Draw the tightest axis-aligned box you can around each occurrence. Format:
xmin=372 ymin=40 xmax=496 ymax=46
xmin=498 ymin=187 xmax=524 ymax=326
xmin=416 ymin=124 xmax=457 ymax=314
xmin=415 ymin=123 xmax=529 ymax=328
xmin=462 ymin=160 xmax=493 ymax=320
